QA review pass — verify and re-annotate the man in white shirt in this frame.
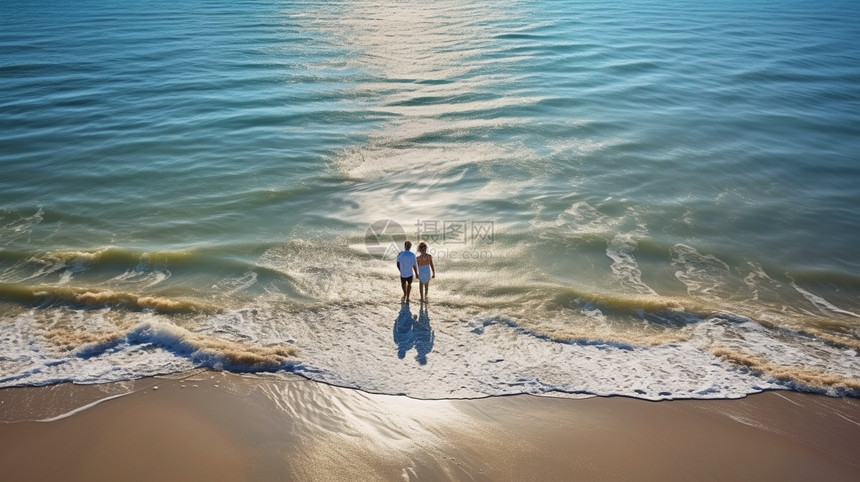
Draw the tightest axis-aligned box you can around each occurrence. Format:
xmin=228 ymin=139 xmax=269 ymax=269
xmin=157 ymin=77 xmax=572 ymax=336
xmin=396 ymin=240 xmax=419 ymax=303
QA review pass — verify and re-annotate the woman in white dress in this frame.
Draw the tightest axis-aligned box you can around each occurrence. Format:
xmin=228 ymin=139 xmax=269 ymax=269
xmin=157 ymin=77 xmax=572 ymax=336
xmin=416 ymin=242 xmax=436 ymax=303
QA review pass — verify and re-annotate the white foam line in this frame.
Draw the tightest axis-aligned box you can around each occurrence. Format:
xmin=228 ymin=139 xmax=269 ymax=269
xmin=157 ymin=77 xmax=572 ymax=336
xmin=606 ymin=234 xmax=657 ymax=296
xmin=791 ymin=282 xmax=860 ymax=318
xmin=835 ymin=412 xmax=860 ymax=427
xmin=772 ymin=391 xmax=803 ymax=407
xmin=35 ymin=392 xmax=133 ymax=423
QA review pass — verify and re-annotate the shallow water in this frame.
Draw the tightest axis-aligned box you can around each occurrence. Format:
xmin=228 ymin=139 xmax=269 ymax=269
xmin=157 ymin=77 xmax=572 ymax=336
xmin=1 ymin=0 xmax=859 ymax=399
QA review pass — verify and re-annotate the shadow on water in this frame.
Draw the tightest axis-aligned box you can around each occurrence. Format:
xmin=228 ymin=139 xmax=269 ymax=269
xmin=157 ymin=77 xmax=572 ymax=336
xmin=393 ymin=302 xmax=434 ymax=365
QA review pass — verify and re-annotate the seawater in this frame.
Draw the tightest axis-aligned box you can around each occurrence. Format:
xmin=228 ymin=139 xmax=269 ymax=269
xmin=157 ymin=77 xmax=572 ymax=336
xmin=1 ymin=0 xmax=859 ymax=400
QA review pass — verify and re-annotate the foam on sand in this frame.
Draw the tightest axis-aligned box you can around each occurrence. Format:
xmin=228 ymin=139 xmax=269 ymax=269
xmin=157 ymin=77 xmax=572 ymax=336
xmin=67 ymin=320 xmax=298 ymax=371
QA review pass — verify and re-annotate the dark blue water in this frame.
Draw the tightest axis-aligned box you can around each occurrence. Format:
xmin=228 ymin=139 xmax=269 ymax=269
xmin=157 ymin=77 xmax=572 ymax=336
xmin=1 ymin=0 xmax=858 ymax=399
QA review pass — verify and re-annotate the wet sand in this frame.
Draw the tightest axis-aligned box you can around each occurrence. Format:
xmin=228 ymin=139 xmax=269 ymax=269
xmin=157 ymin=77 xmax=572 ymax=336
xmin=1 ymin=372 xmax=858 ymax=481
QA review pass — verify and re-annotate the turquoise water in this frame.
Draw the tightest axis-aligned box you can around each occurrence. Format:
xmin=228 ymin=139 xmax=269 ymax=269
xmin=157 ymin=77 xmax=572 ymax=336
xmin=1 ymin=0 xmax=859 ymax=399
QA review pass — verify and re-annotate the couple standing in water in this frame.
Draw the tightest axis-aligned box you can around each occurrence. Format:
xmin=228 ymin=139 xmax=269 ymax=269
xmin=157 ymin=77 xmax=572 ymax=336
xmin=395 ymin=241 xmax=435 ymax=303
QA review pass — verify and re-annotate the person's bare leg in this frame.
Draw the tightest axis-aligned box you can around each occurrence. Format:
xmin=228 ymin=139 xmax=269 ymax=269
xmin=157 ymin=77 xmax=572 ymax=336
xmin=400 ymin=279 xmax=407 ymax=302
xmin=405 ymin=281 xmax=412 ymax=302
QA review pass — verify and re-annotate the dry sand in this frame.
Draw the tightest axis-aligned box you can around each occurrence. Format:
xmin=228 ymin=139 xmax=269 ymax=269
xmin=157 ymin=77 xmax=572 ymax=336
xmin=1 ymin=372 xmax=858 ymax=481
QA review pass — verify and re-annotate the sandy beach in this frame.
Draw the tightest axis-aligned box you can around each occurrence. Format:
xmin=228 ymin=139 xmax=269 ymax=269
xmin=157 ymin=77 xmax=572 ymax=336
xmin=1 ymin=372 xmax=858 ymax=481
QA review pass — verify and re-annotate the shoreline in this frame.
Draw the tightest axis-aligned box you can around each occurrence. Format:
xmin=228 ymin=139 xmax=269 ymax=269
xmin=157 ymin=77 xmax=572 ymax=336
xmin=1 ymin=373 xmax=859 ymax=481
